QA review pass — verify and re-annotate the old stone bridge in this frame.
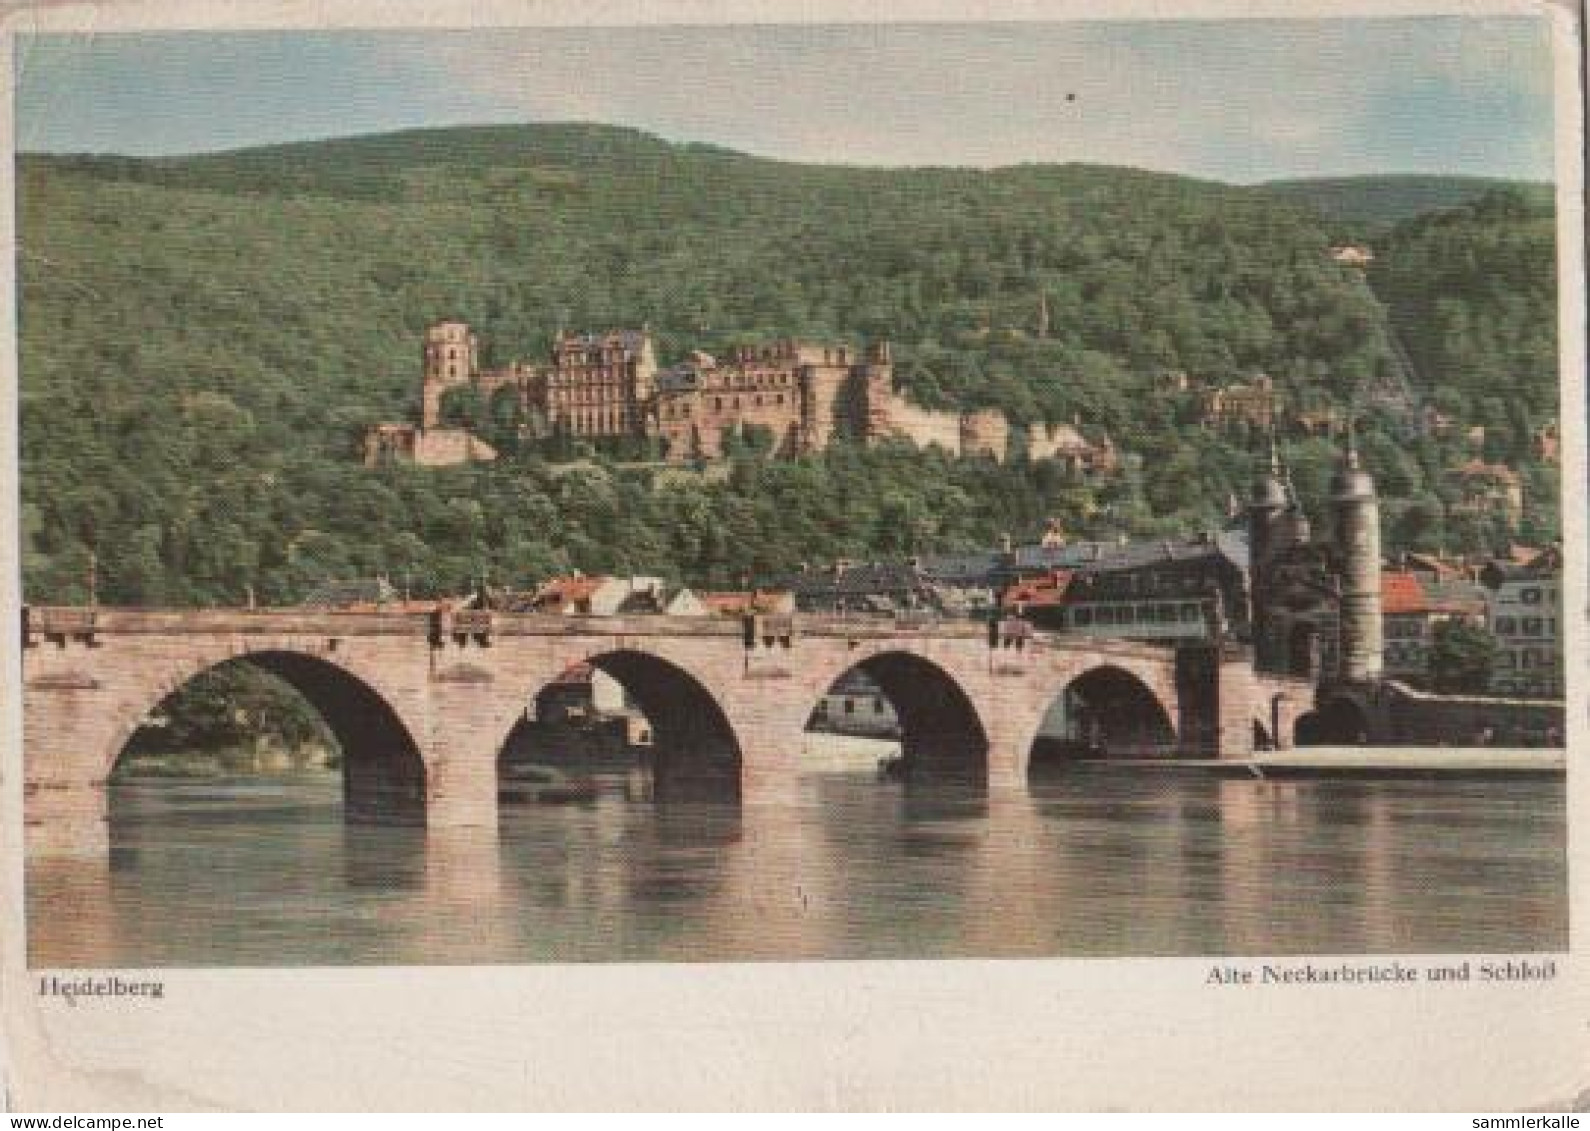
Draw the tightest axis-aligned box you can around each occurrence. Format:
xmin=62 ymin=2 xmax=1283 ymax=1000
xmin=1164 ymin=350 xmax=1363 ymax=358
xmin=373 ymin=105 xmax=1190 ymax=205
xmin=22 ymin=605 xmax=1314 ymax=850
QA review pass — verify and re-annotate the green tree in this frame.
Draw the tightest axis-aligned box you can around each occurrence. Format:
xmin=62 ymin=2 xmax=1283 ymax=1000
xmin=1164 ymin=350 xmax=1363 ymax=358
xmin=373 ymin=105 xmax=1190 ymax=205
xmin=1427 ymin=619 xmax=1498 ymax=694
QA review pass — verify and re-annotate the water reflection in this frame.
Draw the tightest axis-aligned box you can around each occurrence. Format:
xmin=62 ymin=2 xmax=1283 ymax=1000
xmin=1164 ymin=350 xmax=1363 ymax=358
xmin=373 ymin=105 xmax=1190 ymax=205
xmin=26 ymin=768 xmax=1566 ymax=966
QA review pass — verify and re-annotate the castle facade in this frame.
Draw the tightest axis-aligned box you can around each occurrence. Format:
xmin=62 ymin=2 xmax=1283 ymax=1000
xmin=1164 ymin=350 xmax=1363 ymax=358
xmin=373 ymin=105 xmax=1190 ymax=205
xmin=364 ymin=320 xmax=1119 ymax=470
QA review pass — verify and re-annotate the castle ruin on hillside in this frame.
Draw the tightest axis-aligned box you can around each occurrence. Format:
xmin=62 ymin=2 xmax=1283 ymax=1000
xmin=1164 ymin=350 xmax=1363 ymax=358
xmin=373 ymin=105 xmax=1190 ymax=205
xmin=363 ymin=320 xmax=1119 ymax=470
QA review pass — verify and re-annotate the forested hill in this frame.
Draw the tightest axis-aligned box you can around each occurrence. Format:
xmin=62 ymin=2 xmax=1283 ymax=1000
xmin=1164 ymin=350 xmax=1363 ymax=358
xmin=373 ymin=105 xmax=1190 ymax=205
xmin=1262 ymin=174 xmax=1555 ymax=228
xmin=17 ymin=124 xmax=1560 ymax=605
xmin=24 ymin=125 xmax=1401 ymax=428
xmin=1369 ymin=188 xmax=1560 ymax=457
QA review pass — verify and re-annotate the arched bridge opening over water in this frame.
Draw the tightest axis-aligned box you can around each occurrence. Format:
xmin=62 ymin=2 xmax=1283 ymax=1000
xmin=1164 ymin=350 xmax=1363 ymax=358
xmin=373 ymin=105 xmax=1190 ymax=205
xmin=22 ymin=606 xmax=1315 ymax=852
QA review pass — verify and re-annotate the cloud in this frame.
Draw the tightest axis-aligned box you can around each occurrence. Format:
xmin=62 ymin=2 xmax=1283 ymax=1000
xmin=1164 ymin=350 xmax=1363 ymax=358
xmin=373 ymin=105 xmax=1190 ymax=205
xmin=18 ymin=18 xmax=1558 ymax=182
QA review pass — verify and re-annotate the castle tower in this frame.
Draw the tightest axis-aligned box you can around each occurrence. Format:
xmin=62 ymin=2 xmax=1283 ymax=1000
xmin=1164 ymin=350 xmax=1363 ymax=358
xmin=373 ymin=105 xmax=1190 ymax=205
xmin=1276 ymin=467 xmax=1312 ymax=550
xmin=1331 ymin=428 xmax=1383 ymax=683
xmin=797 ymin=341 xmax=872 ymax=452
xmin=420 ymin=320 xmax=478 ymax=429
xmin=1246 ymin=436 xmax=1288 ymax=670
xmin=632 ymin=330 xmax=659 ymax=405
xmin=855 ymin=340 xmax=895 ymax=444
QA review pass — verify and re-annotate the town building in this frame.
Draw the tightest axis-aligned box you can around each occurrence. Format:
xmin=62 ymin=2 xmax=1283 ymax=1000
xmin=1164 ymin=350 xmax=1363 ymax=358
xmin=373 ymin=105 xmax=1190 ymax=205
xmin=1449 ymin=459 xmax=1525 ymax=525
xmin=1003 ymin=533 xmax=1251 ymax=644
xmin=1537 ymin=423 xmax=1560 ymax=464
xmin=521 ymin=575 xmax=705 ymax=617
xmin=1380 ymin=570 xmax=1487 ymax=685
xmin=808 ymin=668 xmax=900 ymax=739
xmin=1330 ymin=245 xmax=1376 ymax=268
xmin=696 ymin=591 xmax=797 ymax=617
xmin=1480 ymin=547 xmax=1563 ymax=698
xmin=1202 ymin=372 xmax=1278 ymax=430
xmin=774 ymin=560 xmax=967 ymax=618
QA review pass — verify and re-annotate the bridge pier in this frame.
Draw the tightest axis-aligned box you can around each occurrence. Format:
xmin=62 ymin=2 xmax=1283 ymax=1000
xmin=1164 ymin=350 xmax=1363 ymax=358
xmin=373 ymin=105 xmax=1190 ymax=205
xmin=24 ymin=783 xmax=110 ymax=857
xmin=984 ymin=732 xmax=1029 ymax=791
xmin=425 ymin=749 xmax=502 ymax=830
xmin=731 ymin=708 xmax=808 ymax=808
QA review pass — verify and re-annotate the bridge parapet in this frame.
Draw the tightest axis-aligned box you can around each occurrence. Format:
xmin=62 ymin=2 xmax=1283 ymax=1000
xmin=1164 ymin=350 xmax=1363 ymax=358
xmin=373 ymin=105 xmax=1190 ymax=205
xmin=22 ymin=606 xmax=99 ymax=647
xmin=23 ymin=605 xmax=434 ymax=640
xmin=23 ymin=606 xmax=1183 ymax=658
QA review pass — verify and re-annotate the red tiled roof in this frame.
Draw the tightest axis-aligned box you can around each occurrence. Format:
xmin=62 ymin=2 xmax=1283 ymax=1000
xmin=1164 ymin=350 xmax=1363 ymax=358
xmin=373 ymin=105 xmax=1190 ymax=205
xmin=700 ymin=591 xmax=755 ymax=612
xmin=1382 ymin=571 xmax=1484 ymax=617
xmin=700 ymin=590 xmax=793 ymax=615
xmin=1002 ymin=570 xmax=1073 ymax=608
xmin=1381 ymin=571 xmax=1428 ymax=615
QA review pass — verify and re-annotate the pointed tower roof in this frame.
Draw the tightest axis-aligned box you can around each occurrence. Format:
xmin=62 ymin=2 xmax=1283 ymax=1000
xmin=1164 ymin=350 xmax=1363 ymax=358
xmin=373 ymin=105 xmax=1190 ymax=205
xmin=1250 ymin=431 xmax=1287 ymax=509
xmin=1331 ymin=416 xmax=1377 ymax=502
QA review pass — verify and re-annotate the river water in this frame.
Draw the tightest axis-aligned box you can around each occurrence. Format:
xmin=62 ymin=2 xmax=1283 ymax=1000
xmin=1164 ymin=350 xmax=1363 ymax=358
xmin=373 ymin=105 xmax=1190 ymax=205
xmin=27 ymin=763 xmax=1565 ymax=966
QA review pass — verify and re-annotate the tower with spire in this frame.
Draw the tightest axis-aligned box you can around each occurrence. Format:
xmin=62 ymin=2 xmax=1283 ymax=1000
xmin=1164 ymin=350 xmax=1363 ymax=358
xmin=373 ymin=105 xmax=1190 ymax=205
xmin=1330 ymin=422 xmax=1384 ymax=683
xmin=1246 ymin=434 xmax=1289 ymax=670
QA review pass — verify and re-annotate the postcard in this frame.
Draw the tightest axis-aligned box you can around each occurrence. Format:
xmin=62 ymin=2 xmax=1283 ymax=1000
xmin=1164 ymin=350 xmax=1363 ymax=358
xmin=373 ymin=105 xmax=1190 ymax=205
xmin=2 ymin=0 xmax=1584 ymax=1111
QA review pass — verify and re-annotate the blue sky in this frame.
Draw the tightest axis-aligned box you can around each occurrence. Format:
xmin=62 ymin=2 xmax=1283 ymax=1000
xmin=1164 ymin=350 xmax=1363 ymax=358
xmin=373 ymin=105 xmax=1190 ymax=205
xmin=14 ymin=18 xmax=1557 ymax=183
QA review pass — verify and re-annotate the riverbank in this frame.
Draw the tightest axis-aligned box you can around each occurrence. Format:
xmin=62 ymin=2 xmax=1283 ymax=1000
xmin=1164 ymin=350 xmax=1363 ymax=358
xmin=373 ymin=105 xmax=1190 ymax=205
xmin=114 ymin=743 xmax=339 ymax=778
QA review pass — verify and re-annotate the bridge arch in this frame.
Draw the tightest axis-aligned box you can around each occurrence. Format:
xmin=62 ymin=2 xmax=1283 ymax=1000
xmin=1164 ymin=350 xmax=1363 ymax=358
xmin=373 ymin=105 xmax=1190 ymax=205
xmin=497 ymin=648 xmax=743 ymax=802
xmin=806 ymin=651 xmax=988 ymax=782
xmin=106 ymin=648 xmax=428 ymax=822
xmin=1295 ymin=693 xmax=1372 ymax=746
xmin=1028 ymin=662 xmax=1179 ymax=770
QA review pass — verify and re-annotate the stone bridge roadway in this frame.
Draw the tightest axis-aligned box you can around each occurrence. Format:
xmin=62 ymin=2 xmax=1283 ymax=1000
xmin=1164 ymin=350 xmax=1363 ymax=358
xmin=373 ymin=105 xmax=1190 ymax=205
xmin=21 ymin=606 xmax=1315 ymax=850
